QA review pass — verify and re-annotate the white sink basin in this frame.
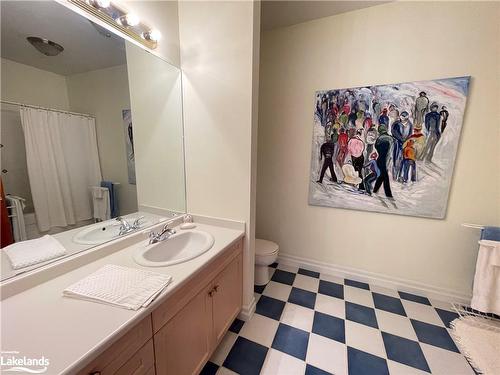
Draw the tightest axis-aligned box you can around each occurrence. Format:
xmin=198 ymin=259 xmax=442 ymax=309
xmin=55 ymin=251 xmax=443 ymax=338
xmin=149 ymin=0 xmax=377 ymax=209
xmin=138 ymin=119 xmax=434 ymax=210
xmin=73 ymin=218 xmax=151 ymax=245
xmin=133 ymin=230 xmax=215 ymax=267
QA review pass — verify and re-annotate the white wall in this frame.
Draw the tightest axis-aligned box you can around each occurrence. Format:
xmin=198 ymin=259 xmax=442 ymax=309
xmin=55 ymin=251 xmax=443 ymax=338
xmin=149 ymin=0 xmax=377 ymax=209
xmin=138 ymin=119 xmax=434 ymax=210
xmin=126 ymin=42 xmax=185 ymax=213
xmin=66 ymin=64 xmax=138 ymax=215
xmin=121 ymin=0 xmax=181 ymax=67
xmin=257 ymin=2 xmax=500 ymax=299
xmin=178 ymin=0 xmax=260 ymax=317
xmin=1 ymin=58 xmax=69 ymax=109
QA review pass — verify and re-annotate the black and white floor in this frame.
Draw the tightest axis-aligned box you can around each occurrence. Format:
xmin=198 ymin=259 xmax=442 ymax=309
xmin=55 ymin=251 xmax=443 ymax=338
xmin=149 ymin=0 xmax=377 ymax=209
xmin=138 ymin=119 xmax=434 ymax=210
xmin=201 ymin=263 xmax=475 ymax=375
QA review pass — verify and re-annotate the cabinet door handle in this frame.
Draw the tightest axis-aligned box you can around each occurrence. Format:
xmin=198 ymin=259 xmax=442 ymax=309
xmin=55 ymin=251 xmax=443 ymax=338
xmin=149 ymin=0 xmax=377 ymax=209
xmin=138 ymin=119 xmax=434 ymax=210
xmin=89 ymin=371 xmax=102 ymax=375
xmin=208 ymin=285 xmax=220 ymax=297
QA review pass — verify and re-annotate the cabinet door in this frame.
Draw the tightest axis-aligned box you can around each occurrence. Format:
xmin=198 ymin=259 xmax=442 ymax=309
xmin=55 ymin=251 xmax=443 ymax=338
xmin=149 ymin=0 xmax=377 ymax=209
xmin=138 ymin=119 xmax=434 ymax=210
xmin=77 ymin=317 xmax=152 ymax=375
xmin=115 ymin=340 xmax=154 ymax=375
xmin=212 ymin=253 xmax=243 ymax=345
xmin=154 ymin=283 xmax=213 ymax=375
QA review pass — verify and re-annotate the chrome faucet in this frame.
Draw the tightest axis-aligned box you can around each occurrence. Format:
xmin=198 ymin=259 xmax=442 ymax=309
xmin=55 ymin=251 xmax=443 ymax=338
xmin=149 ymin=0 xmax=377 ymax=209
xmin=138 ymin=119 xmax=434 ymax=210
xmin=116 ymin=216 xmax=144 ymax=236
xmin=148 ymin=223 xmax=176 ymax=245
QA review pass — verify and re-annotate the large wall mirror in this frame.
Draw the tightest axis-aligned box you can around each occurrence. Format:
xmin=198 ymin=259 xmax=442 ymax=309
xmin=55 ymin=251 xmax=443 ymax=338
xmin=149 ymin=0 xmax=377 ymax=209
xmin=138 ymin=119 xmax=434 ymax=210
xmin=0 ymin=0 xmax=186 ymax=281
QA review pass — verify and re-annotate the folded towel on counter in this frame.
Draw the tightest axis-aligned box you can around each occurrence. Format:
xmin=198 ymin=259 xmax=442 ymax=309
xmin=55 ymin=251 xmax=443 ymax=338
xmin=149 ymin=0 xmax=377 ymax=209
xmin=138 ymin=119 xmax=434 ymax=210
xmin=4 ymin=235 xmax=67 ymax=270
xmin=63 ymin=264 xmax=172 ymax=310
xmin=91 ymin=186 xmax=111 ymax=221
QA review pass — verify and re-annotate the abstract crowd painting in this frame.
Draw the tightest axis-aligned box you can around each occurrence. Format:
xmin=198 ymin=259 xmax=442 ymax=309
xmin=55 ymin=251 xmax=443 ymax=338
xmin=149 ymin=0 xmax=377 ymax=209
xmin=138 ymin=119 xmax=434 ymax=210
xmin=122 ymin=109 xmax=136 ymax=185
xmin=308 ymin=76 xmax=470 ymax=219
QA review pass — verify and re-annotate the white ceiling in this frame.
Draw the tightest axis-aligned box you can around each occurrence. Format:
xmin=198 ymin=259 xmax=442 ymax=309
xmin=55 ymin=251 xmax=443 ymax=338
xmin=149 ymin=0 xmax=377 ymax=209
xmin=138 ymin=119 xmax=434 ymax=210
xmin=1 ymin=1 xmax=126 ymax=76
xmin=261 ymin=1 xmax=390 ymax=31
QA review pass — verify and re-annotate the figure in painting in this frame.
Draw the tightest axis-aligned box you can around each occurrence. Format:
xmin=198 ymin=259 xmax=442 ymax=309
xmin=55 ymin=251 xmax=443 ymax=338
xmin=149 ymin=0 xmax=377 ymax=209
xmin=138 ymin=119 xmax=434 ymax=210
xmin=372 ymin=98 xmax=382 ymax=123
xmin=372 ymin=125 xmax=393 ymax=198
xmin=440 ymin=105 xmax=449 ymax=133
xmin=336 ymin=127 xmax=349 ymax=165
xmin=391 ymin=111 xmax=413 ymax=180
xmin=362 ymin=152 xmax=380 ymax=195
xmin=378 ymin=108 xmax=390 ymax=127
xmin=388 ymin=104 xmax=399 ymax=127
xmin=316 ymin=134 xmax=338 ymax=184
xmin=407 ymin=123 xmax=426 ymax=160
xmin=365 ymin=125 xmax=378 ymax=161
xmin=422 ymin=103 xmax=442 ymax=162
xmin=347 ymin=129 xmax=365 ymax=189
xmin=414 ymin=91 xmax=429 ymax=126
xmin=402 ymin=139 xmax=417 ymax=183
xmin=342 ymin=163 xmax=362 ymax=187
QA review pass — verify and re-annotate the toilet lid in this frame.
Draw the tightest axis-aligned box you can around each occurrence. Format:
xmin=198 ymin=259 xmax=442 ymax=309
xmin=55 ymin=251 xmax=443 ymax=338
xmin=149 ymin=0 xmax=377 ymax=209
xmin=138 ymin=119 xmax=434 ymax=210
xmin=255 ymin=239 xmax=279 ymax=256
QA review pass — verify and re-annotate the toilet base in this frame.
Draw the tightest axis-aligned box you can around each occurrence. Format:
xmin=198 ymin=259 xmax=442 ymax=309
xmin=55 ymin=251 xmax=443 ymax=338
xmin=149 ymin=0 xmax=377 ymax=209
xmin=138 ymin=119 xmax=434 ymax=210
xmin=255 ymin=264 xmax=273 ymax=286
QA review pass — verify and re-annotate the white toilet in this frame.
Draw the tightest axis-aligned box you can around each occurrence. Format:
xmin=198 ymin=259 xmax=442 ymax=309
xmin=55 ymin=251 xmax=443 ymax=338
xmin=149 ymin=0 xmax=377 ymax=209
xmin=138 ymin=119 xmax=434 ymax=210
xmin=255 ymin=238 xmax=279 ymax=285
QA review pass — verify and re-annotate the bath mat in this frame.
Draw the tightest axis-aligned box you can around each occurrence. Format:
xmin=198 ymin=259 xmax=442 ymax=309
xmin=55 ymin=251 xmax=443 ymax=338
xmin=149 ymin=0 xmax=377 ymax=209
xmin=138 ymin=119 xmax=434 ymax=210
xmin=450 ymin=316 xmax=500 ymax=375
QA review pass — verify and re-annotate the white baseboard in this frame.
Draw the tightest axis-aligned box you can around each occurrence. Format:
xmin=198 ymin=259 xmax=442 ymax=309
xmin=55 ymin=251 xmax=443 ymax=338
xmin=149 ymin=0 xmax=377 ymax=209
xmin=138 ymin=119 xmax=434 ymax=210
xmin=238 ymin=296 xmax=256 ymax=321
xmin=278 ymin=252 xmax=471 ymax=305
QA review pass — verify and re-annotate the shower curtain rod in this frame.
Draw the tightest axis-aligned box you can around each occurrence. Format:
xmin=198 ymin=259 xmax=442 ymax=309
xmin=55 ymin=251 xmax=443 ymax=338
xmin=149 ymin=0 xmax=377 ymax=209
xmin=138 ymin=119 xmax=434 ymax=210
xmin=0 ymin=99 xmax=95 ymax=119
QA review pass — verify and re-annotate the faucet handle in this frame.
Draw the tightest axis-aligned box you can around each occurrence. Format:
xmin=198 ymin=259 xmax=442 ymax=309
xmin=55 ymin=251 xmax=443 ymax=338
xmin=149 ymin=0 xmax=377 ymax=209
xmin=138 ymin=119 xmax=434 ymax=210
xmin=133 ymin=216 xmax=145 ymax=227
xmin=162 ymin=223 xmax=176 ymax=235
xmin=148 ymin=230 xmax=159 ymax=244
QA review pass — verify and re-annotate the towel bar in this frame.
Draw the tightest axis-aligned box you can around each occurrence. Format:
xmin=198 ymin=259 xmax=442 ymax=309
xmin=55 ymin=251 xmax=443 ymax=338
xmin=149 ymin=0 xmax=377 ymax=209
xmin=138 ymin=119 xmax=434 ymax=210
xmin=461 ymin=223 xmax=484 ymax=229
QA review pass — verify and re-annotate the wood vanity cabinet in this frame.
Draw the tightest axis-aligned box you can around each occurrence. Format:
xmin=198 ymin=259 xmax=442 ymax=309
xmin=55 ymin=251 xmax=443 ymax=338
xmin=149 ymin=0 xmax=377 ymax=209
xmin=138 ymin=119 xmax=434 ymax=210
xmin=154 ymin=241 xmax=243 ymax=375
xmin=78 ymin=238 xmax=243 ymax=375
xmin=77 ymin=317 xmax=154 ymax=375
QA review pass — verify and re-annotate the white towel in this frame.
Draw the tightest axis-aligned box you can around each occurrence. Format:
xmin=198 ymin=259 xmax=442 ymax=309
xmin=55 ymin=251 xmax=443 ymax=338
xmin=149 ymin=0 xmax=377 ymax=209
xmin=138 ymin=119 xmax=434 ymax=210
xmin=471 ymin=240 xmax=500 ymax=315
xmin=63 ymin=264 xmax=172 ymax=310
xmin=4 ymin=235 xmax=67 ymax=270
xmin=91 ymin=186 xmax=110 ymax=221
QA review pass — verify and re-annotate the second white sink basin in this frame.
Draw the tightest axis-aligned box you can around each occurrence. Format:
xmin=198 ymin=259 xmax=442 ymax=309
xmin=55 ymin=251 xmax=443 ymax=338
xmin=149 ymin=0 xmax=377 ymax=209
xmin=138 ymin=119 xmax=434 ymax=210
xmin=133 ymin=230 xmax=215 ymax=267
xmin=73 ymin=217 xmax=151 ymax=245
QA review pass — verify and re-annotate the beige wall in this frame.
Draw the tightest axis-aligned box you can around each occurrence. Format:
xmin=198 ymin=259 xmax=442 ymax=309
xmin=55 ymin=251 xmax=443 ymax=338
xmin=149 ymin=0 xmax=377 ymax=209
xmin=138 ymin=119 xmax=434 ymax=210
xmin=1 ymin=58 xmax=69 ymax=109
xmin=257 ymin=2 xmax=500 ymax=299
xmin=66 ymin=64 xmax=138 ymax=216
xmin=1 ymin=58 xmax=71 ymax=212
xmin=178 ymin=0 xmax=260 ymax=316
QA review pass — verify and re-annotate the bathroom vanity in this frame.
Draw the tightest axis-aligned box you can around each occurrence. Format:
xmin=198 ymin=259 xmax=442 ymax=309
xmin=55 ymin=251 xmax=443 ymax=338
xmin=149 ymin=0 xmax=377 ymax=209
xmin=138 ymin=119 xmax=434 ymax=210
xmin=79 ymin=239 xmax=242 ymax=375
xmin=1 ymin=2 xmax=247 ymax=374
xmin=0 ymin=220 xmax=244 ymax=375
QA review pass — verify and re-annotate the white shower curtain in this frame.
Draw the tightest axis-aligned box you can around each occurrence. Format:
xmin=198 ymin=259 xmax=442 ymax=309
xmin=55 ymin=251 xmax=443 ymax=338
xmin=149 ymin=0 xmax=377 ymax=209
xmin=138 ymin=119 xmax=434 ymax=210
xmin=20 ymin=107 xmax=102 ymax=232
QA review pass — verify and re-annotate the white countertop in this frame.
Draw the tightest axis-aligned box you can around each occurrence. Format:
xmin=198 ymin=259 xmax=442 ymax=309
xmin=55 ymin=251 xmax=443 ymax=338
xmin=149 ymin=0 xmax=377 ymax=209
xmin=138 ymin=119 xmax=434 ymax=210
xmin=0 ymin=211 xmax=166 ymax=282
xmin=0 ymin=222 xmax=244 ymax=374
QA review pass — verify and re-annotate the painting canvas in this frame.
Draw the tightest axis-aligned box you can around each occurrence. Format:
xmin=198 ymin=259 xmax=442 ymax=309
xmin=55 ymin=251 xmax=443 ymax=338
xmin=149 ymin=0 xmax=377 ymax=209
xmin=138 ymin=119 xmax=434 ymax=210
xmin=122 ymin=109 xmax=136 ymax=185
xmin=308 ymin=76 xmax=470 ymax=219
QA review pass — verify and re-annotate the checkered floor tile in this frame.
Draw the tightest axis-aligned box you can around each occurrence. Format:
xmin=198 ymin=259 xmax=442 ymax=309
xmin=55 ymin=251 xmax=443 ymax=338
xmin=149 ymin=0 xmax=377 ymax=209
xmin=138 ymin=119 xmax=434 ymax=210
xmin=201 ymin=264 xmax=475 ymax=375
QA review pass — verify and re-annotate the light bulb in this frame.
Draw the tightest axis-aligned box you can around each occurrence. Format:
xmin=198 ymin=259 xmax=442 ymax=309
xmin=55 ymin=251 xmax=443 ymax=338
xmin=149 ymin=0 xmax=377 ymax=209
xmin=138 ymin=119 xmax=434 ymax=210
xmin=143 ymin=29 xmax=161 ymax=42
xmin=125 ymin=13 xmax=139 ymax=27
xmin=94 ymin=0 xmax=110 ymax=8
xmin=118 ymin=13 xmax=139 ymax=27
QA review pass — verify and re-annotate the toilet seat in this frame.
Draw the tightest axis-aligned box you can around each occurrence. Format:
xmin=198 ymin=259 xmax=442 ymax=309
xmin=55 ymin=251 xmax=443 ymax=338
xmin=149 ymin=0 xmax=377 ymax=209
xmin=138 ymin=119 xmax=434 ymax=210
xmin=255 ymin=239 xmax=279 ymax=256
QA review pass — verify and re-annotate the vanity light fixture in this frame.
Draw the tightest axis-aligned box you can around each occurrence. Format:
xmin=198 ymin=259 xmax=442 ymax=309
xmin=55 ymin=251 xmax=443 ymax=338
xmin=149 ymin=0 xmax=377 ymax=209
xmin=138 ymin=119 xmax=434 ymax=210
xmin=69 ymin=0 xmax=158 ymax=49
